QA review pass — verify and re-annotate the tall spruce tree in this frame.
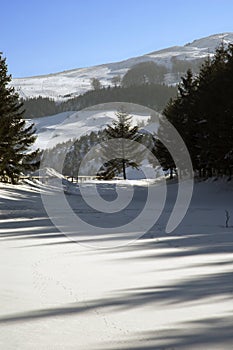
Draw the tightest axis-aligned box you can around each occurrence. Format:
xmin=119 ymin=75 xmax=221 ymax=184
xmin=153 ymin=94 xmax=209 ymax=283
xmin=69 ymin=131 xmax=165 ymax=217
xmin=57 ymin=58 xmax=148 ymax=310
xmin=98 ymin=111 xmax=143 ymax=180
xmin=154 ymin=70 xmax=198 ymax=178
xmin=0 ymin=53 xmax=39 ymax=183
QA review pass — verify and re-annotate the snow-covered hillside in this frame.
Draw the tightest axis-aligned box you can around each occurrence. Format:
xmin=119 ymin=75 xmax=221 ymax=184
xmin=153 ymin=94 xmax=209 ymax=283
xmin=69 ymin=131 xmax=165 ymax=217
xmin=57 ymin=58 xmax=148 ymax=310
xmin=31 ymin=105 xmax=156 ymax=150
xmin=11 ymin=33 xmax=233 ymax=100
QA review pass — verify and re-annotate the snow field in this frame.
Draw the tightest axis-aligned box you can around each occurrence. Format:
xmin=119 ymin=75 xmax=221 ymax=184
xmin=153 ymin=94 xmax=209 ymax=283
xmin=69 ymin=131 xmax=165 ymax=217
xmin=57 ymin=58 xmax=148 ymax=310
xmin=0 ymin=177 xmax=233 ymax=349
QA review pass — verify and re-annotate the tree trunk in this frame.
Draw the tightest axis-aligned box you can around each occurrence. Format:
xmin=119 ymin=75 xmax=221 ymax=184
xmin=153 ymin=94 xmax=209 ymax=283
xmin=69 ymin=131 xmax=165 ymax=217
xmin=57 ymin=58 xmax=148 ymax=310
xmin=169 ymin=168 xmax=173 ymax=179
xmin=122 ymin=159 xmax=127 ymax=180
xmin=121 ymin=137 xmax=127 ymax=180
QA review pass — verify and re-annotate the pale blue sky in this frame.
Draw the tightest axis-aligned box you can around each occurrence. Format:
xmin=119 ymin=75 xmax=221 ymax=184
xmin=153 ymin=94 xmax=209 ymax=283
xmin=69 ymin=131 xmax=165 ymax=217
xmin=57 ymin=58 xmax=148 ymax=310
xmin=2 ymin=0 xmax=233 ymax=77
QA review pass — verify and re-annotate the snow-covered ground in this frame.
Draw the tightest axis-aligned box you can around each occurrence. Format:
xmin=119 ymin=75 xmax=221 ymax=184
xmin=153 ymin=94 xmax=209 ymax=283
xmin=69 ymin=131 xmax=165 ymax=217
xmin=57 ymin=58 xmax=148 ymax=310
xmin=11 ymin=33 xmax=233 ymax=100
xmin=0 ymin=176 xmax=233 ymax=349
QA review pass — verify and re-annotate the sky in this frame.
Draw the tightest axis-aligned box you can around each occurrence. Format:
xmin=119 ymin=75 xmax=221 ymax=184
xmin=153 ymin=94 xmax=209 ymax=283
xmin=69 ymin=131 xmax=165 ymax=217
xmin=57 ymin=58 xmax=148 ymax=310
xmin=2 ymin=0 xmax=233 ymax=78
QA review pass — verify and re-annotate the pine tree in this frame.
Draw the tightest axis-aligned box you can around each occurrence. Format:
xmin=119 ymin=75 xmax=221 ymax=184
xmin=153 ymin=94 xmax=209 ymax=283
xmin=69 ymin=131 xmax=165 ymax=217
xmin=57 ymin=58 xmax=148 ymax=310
xmin=156 ymin=44 xmax=233 ymax=179
xmin=98 ymin=111 xmax=144 ymax=180
xmin=121 ymin=61 xmax=168 ymax=87
xmin=91 ymin=78 xmax=101 ymax=90
xmin=195 ymin=45 xmax=233 ymax=176
xmin=153 ymin=125 xmax=176 ymax=179
xmin=155 ymin=70 xmax=198 ymax=177
xmin=0 ymin=53 xmax=39 ymax=184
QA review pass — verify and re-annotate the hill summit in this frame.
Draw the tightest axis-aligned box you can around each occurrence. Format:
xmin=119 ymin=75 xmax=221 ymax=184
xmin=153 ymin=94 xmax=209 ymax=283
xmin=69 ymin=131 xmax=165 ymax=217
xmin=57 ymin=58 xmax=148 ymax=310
xmin=12 ymin=32 xmax=233 ymax=100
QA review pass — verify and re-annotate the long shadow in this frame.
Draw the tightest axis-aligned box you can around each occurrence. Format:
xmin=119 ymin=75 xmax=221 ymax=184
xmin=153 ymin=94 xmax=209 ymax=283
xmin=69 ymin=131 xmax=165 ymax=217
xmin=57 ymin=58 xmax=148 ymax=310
xmin=116 ymin=271 xmax=233 ymax=306
xmin=1 ymin=183 xmax=231 ymax=260
xmin=0 ymin=183 xmax=233 ymax=349
xmin=102 ymin=315 xmax=233 ymax=349
xmin=1 ymin=309 xmax=232 ymax=349
xmin=0 ymin=270 xmax=232 ymax=324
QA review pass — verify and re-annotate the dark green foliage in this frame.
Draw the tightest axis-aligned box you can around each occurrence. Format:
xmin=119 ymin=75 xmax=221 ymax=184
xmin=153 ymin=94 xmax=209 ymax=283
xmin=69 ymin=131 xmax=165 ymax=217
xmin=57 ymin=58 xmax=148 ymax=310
xmin=157 ymin=44 xmax=233 ymax=178
xmin=111 ymin=75 xmax=121 ymax=87
xmin=43 ymin=131 xmax=105 ymax=177
xmin=0 ymin=53 xmax=39 ymax=183
xmin=43 ymin=139 xmax=74 ymax=174
xmin=63 ymin=131 xmax=102 ymax=177
xmin=171 ymin=56 xmax=206 ymax=75
xmin=23 ymin=96 xmax=58 ymax=118
xmin=91 ymin=77 xmax=102 ymax=90
xmin=61 ymin=83 xmax=177 ymax=113
xmin=121 ymin=61 xmax=168 ymax=87
xmin=98 ymin=111 xmax=144 ymax=180
xmin=153 ymin=130 xmax=176 ymax=179
xmin=23 ymin=83 xmax=177 ymax=119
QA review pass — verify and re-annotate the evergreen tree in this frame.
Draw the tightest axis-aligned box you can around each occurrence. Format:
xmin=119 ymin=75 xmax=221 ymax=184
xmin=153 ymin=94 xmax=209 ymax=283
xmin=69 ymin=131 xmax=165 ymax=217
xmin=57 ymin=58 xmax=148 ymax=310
xmin=23 ymin=96 xmax=58 ymax=118
xmin=153 ymin=130 xmax=176 ymax=179
xmin=60 ymin=83 xmax=177 ymax=114
xmin=98 ymin=111 xmax=144 ymax=180
xmin=91 ymin=77 xmax=101 ymax=90
xmin=111 ymin=75 xmax=121 ymax=87
xmin=154 ymin=70 xmax=198 ymax=178
xmin=156 ymin=44 xmax=233 ymax=179
xmin=0 ymin=53 xmax=39 ymax=183
xmin=121 ymin=61 xmax=168 ymax=87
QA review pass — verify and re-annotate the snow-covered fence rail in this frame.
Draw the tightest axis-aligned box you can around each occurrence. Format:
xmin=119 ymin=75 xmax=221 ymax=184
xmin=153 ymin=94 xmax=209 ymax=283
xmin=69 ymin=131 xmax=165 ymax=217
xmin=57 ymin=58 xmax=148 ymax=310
xmin=66 ymin=175 xmax=99 ymax=183
xmin=19 ymin=175 xmax=122 ymax=183
xmin=65 ymin=175 xmax=122 ymax=182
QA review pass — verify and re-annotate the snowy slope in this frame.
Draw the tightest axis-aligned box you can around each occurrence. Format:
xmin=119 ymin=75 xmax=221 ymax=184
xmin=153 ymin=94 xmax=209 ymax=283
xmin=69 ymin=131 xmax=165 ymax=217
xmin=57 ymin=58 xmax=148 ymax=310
xmin=0 ymin=178 xmax=233 ymax=349
xmin=31 ymin=107 xmax=154 ymax=150
xmin=11 ymin=33 xmax=233 ymax=100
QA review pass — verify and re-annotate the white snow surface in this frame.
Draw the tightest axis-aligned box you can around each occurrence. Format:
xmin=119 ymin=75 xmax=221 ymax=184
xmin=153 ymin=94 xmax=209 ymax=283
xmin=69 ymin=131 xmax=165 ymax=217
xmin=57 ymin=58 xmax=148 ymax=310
xmin=31 ymin=108 xmax=154 ymax=150
xmin=0 ymin=175 xmax=233 ymax=349
xmin=11 ymin=33 xmax=233 ymax=100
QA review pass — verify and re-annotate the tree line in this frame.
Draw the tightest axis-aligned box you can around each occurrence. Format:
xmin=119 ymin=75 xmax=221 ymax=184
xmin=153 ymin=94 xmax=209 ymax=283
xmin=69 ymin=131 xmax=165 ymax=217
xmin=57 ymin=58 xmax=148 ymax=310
xmin=156 ymin=44 xmax=233 ymax=179
xmin=22 ymin=58 xmax=205 ymax=120
xmin=23 ymin=83 xmax=177 ymax=119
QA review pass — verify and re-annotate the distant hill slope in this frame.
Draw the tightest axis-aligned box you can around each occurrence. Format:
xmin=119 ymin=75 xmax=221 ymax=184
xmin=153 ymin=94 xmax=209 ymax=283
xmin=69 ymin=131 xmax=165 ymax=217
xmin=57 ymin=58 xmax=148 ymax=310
xmin=31 ymin=106 xmax=155 ymax=150
xmin=23 ymin=83 xmax=177 ymax=119
xmin=11 ymin=33 xmax=233 ymax=100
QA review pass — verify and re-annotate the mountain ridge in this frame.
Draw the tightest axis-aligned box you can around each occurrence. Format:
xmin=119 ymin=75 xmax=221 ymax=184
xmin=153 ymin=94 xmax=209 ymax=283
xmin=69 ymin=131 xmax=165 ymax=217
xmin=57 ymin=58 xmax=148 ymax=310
xmin=11 ymin=32 xmax=233 ymax=101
